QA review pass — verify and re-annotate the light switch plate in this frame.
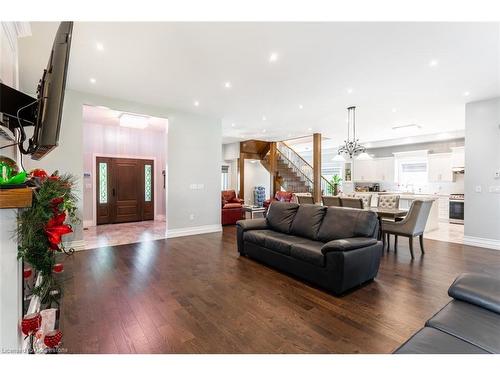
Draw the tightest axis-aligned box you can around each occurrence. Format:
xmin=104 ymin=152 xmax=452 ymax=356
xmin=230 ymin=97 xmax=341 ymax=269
xmin=475 ymin=185 xmax=482 ymax=193
xmin=489 ymin=186 xmax=500 ymax=193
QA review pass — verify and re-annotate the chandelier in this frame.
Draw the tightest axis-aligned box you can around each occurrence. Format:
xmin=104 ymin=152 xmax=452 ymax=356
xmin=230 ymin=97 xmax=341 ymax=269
xmin=336 ymin=106 xmax=370 ymax=160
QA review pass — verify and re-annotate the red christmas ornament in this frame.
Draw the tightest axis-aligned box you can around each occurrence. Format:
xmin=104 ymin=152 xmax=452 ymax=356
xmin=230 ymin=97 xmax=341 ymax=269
xmin=21 ymin=313 xmax=42 ymax=336
xmin=23 ymin=267 xmax=33 ymax=279
xmin=53 ymin=263 xmax=64 ymax=273
xmin=30 ymin=169 xmax=48 ymax=180
xmin=44 ymin=330 xmax=63 ymax=348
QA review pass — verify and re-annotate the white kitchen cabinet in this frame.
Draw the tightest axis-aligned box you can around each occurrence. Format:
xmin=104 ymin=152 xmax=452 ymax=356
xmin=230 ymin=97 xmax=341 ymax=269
xmin=451 ymin=146 xmax=465 ymax=168
xmin=374 ymin=157 xmax=395 ymax=182
xmin=353 ymin=159 xmax=376 ymax=181
xmin=428 ymin=153 xmax=453 ymax=182
xmin=438 ymin=196 xmax=450 ymax=221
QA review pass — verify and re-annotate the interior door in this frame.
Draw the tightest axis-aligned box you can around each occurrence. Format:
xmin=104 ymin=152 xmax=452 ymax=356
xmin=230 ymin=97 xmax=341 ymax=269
xmin=96 ymin=157 xmax=155 ymax=225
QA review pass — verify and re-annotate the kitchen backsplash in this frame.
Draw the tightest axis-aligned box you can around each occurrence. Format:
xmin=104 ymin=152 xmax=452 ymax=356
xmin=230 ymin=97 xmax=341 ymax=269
xmin=365 ymin=173 xmax=465 ymax=195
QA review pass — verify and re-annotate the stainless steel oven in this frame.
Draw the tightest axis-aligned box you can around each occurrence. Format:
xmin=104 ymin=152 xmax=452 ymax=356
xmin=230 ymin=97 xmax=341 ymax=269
xmin=449 ymin=194 xmax=464 ymax=224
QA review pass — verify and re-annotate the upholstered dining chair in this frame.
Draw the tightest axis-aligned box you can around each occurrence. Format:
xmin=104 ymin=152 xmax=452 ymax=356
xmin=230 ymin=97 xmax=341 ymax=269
xmin=381 ymin=199 xmax=433 ymax=259
xmin=297 ymin=195 xmax=315 ymax=204
xmin=354 ymin=193 xmax=372 ymax=209
xmin=377 ymin=194 xmax=400 ymax=209
xmin=322 ymin=196 xmax=342 ymax=207
xmin=340 ymin=197 xmax=364 ymax=209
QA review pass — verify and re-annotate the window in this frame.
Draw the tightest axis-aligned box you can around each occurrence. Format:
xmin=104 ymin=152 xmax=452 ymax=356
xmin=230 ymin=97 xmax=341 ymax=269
xmin=221 ymin=165 xmax=229 ymax=190
xmin=144 ymin=164 xmax=152 ymax=201
xmin=396 ymin=159 xmax=428 ymax=189
xmin=99 ymin=162 xmax=108 ymax=204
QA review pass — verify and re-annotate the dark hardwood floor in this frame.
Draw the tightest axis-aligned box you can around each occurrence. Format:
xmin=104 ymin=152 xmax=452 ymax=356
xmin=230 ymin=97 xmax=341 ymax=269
xmin=60 ymin=226 xmax=500 ymax=353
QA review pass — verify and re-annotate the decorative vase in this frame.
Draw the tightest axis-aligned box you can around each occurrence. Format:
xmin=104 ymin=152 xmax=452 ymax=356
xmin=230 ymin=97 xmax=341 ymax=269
xmin=333 ymin=184 xmax=339 ymax=196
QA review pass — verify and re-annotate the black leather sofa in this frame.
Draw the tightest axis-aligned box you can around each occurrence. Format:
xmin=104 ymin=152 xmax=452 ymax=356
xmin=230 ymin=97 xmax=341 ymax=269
xmin=236 ymin=202 xmax=383 ymax=295
xmin=394 ymin=273 xmax=500 ymax=354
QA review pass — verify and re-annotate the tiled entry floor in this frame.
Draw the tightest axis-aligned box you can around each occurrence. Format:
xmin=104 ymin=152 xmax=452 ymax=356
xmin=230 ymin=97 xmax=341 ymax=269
xmin=83 ymin=220 xmax=167 ymax=250
xmin=425 ymin=222 xmax=464 ymax=244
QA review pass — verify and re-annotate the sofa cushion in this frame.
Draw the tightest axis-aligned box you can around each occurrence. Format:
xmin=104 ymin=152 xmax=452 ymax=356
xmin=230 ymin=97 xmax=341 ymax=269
xmin=394 ymin=327 xmax=488 ymax=354
xmin=425 ymin=300 xmax=500 ymax=353
xmin=264 ymin=232 xmax=306 ymax=256
xmin=290 ymin=239 xmax=325 ymax=267
xmin=244 ymin=229 xmax=275 ymax=247
xmin=223 ymin=203 xmax=243 ymax=209
xmin=448 ymin=273 xmax=500 ymax=314
xmin=317 ymin=207 xmax=378 ymax=242
xmin=266 ymin=201 xmax=299 ymax=234
xmin=289 ymin=204 xmax=327 ymax=240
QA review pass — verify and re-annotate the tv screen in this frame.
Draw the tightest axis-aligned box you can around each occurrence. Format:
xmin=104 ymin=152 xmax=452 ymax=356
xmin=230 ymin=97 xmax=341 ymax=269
xmin=30 ymin=21 xmax=73 ymax=160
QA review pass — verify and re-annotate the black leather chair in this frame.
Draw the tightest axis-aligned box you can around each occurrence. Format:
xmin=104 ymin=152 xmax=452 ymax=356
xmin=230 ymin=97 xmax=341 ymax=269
xmin=394 ymin=273 xmax=500 ymax=354
xmin=236 ymin=202 xmax=383 ymax=295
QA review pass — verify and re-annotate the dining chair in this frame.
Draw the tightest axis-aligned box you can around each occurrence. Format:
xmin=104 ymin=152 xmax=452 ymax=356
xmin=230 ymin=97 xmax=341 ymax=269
xmin=354 ymin=193 xmax=372 ymax=209
xmin=340 ymin=197 xmax=364 ymax=209
xmin=377 ymin=194 xmax=400 ymax=209
xmin=381 ymin=199 xmax=433 ymax=259
xmin=296 ymin=195 xmax=315 ymax=204
xmin=322 ymin=196 xmax=341 ymax=207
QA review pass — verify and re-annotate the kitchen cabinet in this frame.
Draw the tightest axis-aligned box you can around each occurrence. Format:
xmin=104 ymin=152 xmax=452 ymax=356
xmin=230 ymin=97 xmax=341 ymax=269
xmin=428 ymin=153 xmax=453 ymax=182
xmin=375 ymin=157 xmax=395 ymax=182
xmin=353 ymin=159 xmax=376 ymax=182
xmin=438 ymin=196 xmax=450 ymax=221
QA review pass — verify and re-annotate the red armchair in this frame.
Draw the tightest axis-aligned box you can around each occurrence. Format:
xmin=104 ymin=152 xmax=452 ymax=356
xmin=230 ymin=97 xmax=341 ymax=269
xmin=221 ymin=190 xmax=244 ymax=225
xmin=263 ymin=191 xmax=294 ymax=209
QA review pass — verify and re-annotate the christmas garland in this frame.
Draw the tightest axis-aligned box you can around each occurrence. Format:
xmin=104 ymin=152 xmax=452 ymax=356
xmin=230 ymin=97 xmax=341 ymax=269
xmin=17 ymin=169 xmax=80 ymax=305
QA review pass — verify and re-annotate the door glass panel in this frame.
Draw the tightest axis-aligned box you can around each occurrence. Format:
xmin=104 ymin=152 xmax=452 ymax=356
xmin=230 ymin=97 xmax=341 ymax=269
xmin=145 ymin=164 xmax=152 ymax=202
xmin=99 ymin=162 xmax=108 ymax=204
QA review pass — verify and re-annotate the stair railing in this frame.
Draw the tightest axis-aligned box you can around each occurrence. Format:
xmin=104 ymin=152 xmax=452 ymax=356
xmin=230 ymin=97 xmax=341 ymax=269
xmin=277 ymin=141 xmax=335 ymax=195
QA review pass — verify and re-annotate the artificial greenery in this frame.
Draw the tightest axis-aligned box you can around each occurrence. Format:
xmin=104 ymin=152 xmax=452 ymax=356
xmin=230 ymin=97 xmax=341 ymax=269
xmin=17 ymin=171 xmax=79 ymax=304
xmin=327 ymin=174 xmax=343 ymax=195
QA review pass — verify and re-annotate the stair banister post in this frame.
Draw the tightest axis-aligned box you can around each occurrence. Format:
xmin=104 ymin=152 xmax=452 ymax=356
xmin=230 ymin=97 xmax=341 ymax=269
xmin=269 ymin=142 xmax=278 ymax=197
xmin=313 ymin=133 xmax=322 ymax=203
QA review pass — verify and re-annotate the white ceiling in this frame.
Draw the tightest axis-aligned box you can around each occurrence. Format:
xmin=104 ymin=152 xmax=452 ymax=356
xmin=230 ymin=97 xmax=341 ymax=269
xmin=18 ymin=22 xmax=500 ymax=145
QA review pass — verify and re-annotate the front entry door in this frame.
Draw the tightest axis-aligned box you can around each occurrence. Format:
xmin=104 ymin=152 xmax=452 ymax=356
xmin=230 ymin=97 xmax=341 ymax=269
xmin=96 ymin=157 xmax=154 ymax=225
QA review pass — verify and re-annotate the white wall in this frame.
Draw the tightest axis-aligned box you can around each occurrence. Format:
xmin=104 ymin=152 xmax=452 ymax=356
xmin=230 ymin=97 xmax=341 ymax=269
xmin=82 ymin=120 xmax=167 ymax=225
xmin=244 ymin=160 xmax=270 ymax=205
xmin=464 ymin=97 xmax=500 ymax=249
xmin=24 ymin=89 xmax=222 ymax=240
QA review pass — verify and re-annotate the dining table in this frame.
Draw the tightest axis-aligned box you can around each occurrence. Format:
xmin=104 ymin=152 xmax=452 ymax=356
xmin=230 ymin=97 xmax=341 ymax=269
xmin=367 ymin=207 xmax=408 ymax=240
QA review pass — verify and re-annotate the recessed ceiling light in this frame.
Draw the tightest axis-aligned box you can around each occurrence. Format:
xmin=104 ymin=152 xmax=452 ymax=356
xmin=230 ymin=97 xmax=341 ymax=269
xmin=287 ymin=133 xmax=292 ymax=138
xmin=231 ymin=123 xmax=236 ymax=127
xmin=269 ymin=52 xmax=278 ymax=63
xmin=96 ymin=42 xmax=104 ymax=51
xmin=428 ymin=59 xmax=439 ymax=67
xmin=194 ymin=100 xmax=199 ymax=107
xmin=392 ymin=108 xmax=397 ymax=113
xmin=224 ymin=81 xmax=232 ymax=88
xmin=347 ymin=88 xmax=353 ymax=94
xmin=262 ymin=129 xmax=267 ymax=133
xmin=463 ymin=91 xmax=470 ymax=97
xmin=299 ymin=104 xmax=303 ymax=109
xmin=307 ymin=127 xmax=312 ymax=131
xmin=262 ymin=116 xmax=267 ymax=121
xmin=90 ymin=78 xmax=96 ymax=84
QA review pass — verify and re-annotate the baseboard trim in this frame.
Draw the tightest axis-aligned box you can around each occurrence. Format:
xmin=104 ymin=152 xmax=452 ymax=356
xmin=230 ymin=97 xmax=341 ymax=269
xmin=63 ymin=240 xmax=86 ymax=252
xmin=463 ymin=236 xmax=500 ymax=251
xmin=167 ymin=224 xmax=222 ymax=239
xmin=83 ymin=220 xmax=94 ymax=228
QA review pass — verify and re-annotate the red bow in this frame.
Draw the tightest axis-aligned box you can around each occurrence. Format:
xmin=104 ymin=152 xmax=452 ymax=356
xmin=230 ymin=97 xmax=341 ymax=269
xmin=45 ymin=212 xmax=73 ymax=251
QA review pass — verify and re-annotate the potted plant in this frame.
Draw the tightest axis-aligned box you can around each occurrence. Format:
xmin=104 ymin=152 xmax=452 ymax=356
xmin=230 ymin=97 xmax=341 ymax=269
xmin=330 ymin=174 xmax=343 ymax=196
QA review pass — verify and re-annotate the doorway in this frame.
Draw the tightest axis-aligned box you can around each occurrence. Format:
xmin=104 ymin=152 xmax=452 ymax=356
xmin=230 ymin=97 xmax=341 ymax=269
xmin=96 ymin=157 xmax=154 ymax=225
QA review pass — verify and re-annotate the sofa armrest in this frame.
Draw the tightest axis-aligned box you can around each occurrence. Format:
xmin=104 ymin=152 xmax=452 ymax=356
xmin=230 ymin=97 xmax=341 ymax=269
xmin=236 ymin=218 xmax=269 ymax=254
xmin=321 ymin=237 xmax=378 ymax=255
xmin=448 ymin=273 xmax=500 ymax=314
xmin=236 ymin=218 xmax=268 ymax=231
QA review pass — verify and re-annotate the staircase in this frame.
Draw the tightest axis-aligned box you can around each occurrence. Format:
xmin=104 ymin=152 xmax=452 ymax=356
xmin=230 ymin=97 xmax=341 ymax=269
xmin=261 ymin=141 xmax=334 ymax=195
